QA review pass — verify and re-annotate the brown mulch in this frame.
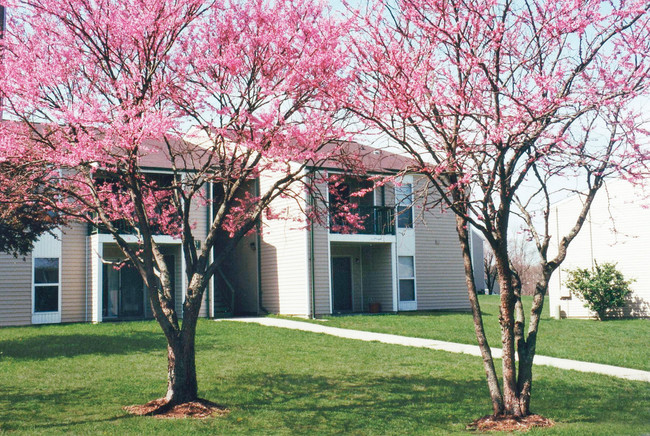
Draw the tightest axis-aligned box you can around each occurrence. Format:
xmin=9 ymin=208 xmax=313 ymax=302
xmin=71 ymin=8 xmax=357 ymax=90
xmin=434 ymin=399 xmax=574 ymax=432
xmin=467 ymin=414 xmax=554 ymax=433
xmin=124 ymin=398 xmax=229 ymax=419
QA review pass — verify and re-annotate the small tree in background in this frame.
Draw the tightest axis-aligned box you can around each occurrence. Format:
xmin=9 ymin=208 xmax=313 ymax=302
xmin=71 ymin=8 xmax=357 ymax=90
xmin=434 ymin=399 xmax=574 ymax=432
xmin=565 ymin=262 xmax=634 ymax=320
xmin=484 ymin=249 xmax=498 ymax=295
xmin=509 ymin=238 xmax=543 ymax=297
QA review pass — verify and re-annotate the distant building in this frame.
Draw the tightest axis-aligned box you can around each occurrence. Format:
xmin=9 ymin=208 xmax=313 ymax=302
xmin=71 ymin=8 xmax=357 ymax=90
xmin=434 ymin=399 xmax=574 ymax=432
xmin=548 ymin=179 xmax=650 ymax=318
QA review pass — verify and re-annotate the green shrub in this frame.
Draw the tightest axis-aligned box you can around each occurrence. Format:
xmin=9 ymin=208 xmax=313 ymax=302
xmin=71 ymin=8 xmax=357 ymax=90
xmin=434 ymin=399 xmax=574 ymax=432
xmin=564 ymin=262 xmax=634 ymax=320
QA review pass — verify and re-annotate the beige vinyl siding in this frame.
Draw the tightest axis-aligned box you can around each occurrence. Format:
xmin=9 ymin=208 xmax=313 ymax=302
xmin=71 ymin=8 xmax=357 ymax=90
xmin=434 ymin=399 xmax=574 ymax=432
xmin=311 ymin=222 xmax=330 ymax=315
xmin=170 ymin=246 xmax=183 ymax=316
xmin=0 ymin=252 xmax=32 ymax=326
xmin=310 ymin=178 xmax=331 ymax=316
xmin=259 ymin=171 xmax=309 ymax=315
xmin=362 ymin=244 xmax=394 ymax=311
xmin=549 ymin=179 xmax=650 ymax=318
xmin=413 ymin=178 xmax=469 ymax=310
xmin=188 ymin=185 xmax=209 ymax=317
xmin=60 ymin=223 xmax=88 ymax=323
xmin=384 ymin=182 xmax=395 ymax=206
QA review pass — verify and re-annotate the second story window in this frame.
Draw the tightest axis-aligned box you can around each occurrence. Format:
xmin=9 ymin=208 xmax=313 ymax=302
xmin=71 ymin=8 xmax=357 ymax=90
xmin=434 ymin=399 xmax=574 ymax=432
xmin=396 ymin=184 xmax=413 ymax=228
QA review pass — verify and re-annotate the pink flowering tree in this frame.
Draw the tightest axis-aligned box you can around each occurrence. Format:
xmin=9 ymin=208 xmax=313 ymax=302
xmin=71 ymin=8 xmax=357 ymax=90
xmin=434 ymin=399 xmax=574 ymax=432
xmin=0 ymin=0 xmax=349 ymax=411
xmin=349 ymin=0 xmax=650 ymax=419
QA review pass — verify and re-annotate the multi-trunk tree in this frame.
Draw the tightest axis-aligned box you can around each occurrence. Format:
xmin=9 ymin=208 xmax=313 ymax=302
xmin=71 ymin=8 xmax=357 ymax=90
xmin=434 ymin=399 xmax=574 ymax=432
xmin=349 ymin=0 xmax=650 ymax=418
xmin=0 ymin=0 xmax=349 ymax=410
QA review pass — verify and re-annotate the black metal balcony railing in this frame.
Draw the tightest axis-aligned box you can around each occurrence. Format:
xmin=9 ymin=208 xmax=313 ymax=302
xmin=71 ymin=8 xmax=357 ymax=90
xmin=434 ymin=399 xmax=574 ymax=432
xmin=89 ymin=219 xmax=167 ymax=236
xmin=330 ymin=205 xmax=395 ymax=235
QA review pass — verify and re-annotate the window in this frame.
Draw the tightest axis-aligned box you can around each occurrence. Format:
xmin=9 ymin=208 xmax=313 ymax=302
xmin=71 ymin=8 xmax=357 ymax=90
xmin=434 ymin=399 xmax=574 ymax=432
xmin=398 ymin=256 xmax=415 ymax=302
xmin=34 ymin=258 xmax=59 ymax=312
xmin=395 ymin=184 xmax=413 ymax=228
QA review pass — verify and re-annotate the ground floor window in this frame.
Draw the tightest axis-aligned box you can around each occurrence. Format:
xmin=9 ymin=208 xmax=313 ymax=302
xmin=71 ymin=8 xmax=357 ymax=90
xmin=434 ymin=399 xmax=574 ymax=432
xmin=398 ymin=256 xmax=415 ymax=302
xmin=33 ymin=258 xmax=59 ymax=312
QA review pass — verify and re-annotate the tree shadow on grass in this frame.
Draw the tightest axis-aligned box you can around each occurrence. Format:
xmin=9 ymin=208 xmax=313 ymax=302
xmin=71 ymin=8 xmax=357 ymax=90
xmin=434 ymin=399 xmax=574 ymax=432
xmin=219 ymin=372 xmax=490 ymax=433
xmin=0 ymin=331 xmax=166 ymax=360
xmin=0 ymin=387 xmax=132 ymax=432
xmin=0 ymin=369 xmax=648 ymax=433
xmin=215 ymin=371 xmax=650 ymax=433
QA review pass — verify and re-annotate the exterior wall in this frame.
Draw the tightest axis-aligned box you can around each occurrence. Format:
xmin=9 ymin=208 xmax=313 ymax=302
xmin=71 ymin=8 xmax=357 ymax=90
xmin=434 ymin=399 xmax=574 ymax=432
xmin=259 ymin=171 xmax=309 ymax=315
xmin=0 ymin=252 xmax=32 ymax=326
xmin=470 ymin=229 xmax=487 ymax=293
xmin=227 ymin=231 xmax=259 ymax=314
xmin=311 ymin=222 xmax=331 ymax=315
xmin=310 ymin=178 xmax=331 ymax=316
xmin=60 ymin=223 xmax=89 ymax=323
xmin=413 ymin=178 xmax=469 ymax=310
xmin=189 ymin=184 xmax=209 ymax=317
xmin=362 ymin=244 xmax=394 ymax=311
xmin=549 ymin=179 xmax=650 ymax=318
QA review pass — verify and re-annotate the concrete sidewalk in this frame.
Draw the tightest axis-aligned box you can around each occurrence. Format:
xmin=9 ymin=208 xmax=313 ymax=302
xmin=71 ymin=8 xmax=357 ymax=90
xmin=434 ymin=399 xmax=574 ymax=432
xmin=225 ymin=317 xmax=650 ymax=383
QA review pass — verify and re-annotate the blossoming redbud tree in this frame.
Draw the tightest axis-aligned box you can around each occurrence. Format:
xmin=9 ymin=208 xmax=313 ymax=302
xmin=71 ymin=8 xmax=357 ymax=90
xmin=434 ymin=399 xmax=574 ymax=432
xmin=0 ymin=0 xmax=350 ymax=410
xmin=349 ymin=0 xmax=650 ymax=418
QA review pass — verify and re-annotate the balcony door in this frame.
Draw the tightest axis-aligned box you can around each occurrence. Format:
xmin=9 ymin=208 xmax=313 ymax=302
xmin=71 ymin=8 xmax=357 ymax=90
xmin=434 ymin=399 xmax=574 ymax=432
xmin=103 ymin=263 xmax=144 ymax=320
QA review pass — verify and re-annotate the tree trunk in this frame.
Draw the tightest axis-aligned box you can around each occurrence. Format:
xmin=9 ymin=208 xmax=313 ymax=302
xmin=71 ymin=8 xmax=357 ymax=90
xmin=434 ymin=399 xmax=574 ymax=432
xmin=455 ymin=216 xmax=504 ymax=415
xmin=494 ymin=251 xmax=523 ymax=417
xmin=517 ymin=275 xmax=550 ymax=415
xmin=165 ymin=329 xmax=198 ymax=405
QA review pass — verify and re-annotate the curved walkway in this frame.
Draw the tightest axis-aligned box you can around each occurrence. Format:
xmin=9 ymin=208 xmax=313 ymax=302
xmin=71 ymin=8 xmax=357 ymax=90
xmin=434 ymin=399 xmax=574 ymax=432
xmin=226 ymin=317 xmax=650 ymax=383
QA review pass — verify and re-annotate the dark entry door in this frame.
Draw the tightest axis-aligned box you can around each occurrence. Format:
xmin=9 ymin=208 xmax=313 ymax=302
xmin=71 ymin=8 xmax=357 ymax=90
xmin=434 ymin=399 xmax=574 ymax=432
xmin=120 ymin=265 xmax=144 ymax=318
xmin=332 ymin=257 xmax=353 ymax=311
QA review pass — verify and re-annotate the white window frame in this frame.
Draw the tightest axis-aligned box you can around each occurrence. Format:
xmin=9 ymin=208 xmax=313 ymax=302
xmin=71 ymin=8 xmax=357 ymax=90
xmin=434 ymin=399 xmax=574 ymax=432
xmin=32 ymin=230 xmax=62 ymax=324
xmin=396 ymin=184 xmax=413 ymax=228
xmin=398 ymin=255 xmax=417 ymax=311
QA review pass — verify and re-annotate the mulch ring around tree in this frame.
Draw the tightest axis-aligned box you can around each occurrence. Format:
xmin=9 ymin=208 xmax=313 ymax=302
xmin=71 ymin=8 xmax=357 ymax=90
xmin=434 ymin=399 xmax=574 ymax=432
xmin=467 ymin=414 xmax=554 ymax=432
xmin=124 ymin=398 xmax=229 ymax=419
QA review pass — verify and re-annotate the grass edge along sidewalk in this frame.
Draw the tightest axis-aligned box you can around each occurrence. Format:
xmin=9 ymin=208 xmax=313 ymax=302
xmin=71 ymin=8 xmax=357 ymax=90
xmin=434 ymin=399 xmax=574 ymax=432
xmin=227 ymin=317 xmax=650 ymax=383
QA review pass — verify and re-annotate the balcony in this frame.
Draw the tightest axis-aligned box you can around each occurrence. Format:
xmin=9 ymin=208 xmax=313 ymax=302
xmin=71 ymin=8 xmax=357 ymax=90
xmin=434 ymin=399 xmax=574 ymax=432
xmin=329 ymin=205 xmax=395 ymax=235
xmin=89 ymin=219 xmax=168 ymax=236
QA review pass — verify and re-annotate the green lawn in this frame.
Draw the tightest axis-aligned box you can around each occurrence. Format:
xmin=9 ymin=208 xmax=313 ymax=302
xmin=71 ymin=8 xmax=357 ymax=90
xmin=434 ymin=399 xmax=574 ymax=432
xmin=1 ymin=320 xmax=649 ymax=435
xmin=303 ymin=295 xmax=650 ymax=371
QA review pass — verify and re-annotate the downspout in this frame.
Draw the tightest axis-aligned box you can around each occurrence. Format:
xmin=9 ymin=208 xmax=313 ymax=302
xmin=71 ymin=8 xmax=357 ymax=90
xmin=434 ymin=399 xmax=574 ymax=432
xmin=85 ymin=233 xmax=88 ymax=322
xmin=207 ymin=182 xmax=213 ymax=318
xmin=309 ymin=170 xmax=316 ymax=319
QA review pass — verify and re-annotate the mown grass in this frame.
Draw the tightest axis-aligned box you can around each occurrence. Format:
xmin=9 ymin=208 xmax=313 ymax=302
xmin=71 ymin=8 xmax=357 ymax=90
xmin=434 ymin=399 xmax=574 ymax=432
xmin=303 ymin=295 xmax=650 ymax=371
xmin=0 ymin=319 xmax=649 ymax=435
